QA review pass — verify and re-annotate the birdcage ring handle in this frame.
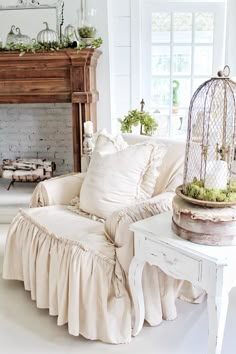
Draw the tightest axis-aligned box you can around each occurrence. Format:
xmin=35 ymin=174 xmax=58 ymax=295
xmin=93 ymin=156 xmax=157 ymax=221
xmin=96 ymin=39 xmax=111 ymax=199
xmin=217 ymin=65 xmax=230 ymax=78
xmin=223 ymin=65 xmax=230 ymax=77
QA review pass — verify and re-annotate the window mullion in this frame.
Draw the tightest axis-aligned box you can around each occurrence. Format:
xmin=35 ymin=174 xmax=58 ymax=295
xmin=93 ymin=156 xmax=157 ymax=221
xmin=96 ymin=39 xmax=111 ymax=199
xmin=191 ymin=12 xmax=195 ymax=95
xmin=140 ymin=1 xmax=226 ymax=138
xmin=169 ymin=11 xmax=174 ymax=136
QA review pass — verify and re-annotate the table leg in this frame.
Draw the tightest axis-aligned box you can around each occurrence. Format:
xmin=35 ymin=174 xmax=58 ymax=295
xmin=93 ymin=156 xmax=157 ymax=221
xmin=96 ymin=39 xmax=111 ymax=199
xmin=129 ymin=257 xmax=145 ymax=336
xmin=207 ymin=290 xmax=229 ymax=354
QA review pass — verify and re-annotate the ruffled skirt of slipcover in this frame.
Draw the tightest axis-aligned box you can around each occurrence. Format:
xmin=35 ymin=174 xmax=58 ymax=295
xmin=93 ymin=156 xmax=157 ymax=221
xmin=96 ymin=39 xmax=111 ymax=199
xmin=2 ymin=206 xmax=131 ymax=344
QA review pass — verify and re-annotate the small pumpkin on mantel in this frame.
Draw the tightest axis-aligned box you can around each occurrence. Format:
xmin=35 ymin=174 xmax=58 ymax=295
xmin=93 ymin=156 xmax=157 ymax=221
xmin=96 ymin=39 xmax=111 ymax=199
xmin=15 ymin=27 xmax=31 ymax=45
xmin=6 ymin=25 xmax=16 ymax=45
xmin=37 ymin=22 xmax=59 ymax=44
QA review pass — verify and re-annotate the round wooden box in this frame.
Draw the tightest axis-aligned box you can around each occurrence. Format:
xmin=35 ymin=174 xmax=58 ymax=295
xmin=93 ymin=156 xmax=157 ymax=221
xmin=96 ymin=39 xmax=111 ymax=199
xmin=172 ymin=195 xmax=236 ymax=246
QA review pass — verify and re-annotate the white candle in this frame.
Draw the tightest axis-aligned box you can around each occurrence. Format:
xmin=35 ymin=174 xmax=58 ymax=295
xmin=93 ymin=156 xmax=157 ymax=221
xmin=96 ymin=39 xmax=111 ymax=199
xmin=205 ymin=160 xmax=228 ymax=190
xmin=84 ymin=121 xmax=93 ymax=135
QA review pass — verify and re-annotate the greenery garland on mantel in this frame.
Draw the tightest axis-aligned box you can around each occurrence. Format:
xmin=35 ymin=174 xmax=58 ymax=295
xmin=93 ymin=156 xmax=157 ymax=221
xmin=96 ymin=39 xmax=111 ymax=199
xmin=0 ymin=37 xmax=103 ymax=56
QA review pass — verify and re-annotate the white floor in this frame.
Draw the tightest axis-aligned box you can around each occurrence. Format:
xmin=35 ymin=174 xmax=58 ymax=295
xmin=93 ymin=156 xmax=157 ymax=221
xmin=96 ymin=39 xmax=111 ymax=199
xmin=0 ymin=186 xmax=236 ymax=353
xmin=0 ymin=178 xmax=36 ymax=223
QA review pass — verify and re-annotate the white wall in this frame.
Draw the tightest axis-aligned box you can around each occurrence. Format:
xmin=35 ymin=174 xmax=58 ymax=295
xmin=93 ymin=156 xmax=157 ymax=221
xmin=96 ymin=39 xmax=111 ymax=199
xmin=225 ymin=0 xmax=236 ymax=76
xmin=109 ymin=0 xmax=131 ymax=133
xmin=86 ymin=0 xmax=111 ymax=131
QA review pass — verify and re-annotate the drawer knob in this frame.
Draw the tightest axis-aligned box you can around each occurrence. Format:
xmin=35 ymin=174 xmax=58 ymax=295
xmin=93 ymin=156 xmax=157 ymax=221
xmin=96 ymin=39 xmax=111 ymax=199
xmin=163 ymin=253 xmax=177 ymax=266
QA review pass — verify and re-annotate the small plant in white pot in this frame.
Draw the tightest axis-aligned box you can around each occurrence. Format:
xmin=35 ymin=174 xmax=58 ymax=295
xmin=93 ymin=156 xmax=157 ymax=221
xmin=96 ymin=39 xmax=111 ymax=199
xmin=78 ymin=25 xmax=96 ymax=44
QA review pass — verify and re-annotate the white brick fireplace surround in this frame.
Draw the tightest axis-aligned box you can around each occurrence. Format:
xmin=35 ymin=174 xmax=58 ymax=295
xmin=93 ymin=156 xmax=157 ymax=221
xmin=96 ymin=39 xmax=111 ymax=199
xmin=0 ymin=104 xmax=73 ymax=176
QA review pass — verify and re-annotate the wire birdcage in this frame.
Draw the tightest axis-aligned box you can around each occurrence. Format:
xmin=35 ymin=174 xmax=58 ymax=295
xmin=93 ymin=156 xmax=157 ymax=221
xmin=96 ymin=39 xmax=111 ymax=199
xmin=178 ymin=66 xmax=236 ymax=206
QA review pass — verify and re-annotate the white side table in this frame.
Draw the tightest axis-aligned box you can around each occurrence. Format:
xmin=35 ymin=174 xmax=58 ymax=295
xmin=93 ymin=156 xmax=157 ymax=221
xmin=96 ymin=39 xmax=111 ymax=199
xmin=129 ymin=211 xmax=236 ymax=354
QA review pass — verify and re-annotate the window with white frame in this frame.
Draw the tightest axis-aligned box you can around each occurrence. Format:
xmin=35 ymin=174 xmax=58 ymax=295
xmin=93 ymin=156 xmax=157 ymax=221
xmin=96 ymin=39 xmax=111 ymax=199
xmin=140 ymin=1 xmax=226 ymax=138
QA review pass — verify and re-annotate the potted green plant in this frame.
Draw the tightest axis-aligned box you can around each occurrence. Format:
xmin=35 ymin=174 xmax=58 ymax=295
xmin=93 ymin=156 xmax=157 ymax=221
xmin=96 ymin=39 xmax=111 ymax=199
xmin=172 ymin=80 xmax=180 ymax=114
xmin=78 ymin=25 xmax=96 ymax=45
xmin=118 ymin=109 xmax=158 ymax=136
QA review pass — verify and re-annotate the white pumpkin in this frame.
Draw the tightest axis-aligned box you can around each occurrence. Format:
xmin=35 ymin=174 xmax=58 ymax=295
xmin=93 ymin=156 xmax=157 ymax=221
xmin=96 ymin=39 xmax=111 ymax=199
xmin=37 ymin=22 xmax=59 ymax=44
xmin=6 ymin=25 xmax=16 ymax=45
xmin=15 ymin=27 xmax=31 ymax=45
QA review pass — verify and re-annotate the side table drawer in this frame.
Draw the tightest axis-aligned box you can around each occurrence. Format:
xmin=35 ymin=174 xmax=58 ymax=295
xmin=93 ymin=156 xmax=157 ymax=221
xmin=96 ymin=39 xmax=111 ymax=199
xmin=144 ymin=238 xmax=202 ymax=283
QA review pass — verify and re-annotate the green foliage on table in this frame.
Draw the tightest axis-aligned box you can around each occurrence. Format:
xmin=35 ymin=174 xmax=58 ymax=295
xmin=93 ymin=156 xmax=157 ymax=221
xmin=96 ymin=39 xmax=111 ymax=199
xmin=183 ymin=177 xmax=236 ymax=202
xmin=3 ymin=41 xmax=62 ymax=56
xmin=118 ymin=109 xmax=158 ymax=136
xmin=77 ymin=37 xmax=103 ymax=51
xmin=0 ymin=36 xmax=103 ymax=56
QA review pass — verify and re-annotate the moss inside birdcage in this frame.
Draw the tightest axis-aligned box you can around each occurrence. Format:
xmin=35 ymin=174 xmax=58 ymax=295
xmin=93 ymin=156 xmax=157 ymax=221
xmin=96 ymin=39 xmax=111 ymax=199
xmin=183 ymin=177 xmax=236 ymax=202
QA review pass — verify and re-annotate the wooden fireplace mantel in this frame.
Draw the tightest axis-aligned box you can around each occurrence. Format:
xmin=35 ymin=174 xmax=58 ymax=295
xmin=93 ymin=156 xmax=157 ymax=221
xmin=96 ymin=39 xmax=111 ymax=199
xmin=0 ymin=48 xmax=101 ymax=172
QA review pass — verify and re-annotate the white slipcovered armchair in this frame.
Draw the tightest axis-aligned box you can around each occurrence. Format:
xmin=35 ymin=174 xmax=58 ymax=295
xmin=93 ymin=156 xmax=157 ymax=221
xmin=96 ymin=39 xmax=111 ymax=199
xmin=2 ymin=133 xmax=203 ymax=344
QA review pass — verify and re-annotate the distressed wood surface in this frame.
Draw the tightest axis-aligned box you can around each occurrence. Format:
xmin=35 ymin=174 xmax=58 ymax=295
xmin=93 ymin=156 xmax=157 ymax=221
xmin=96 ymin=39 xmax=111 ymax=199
xmin=172 ymin=217 xmax=236 ymax=246
xmin=172 ymin=195 xmax=236 ymax=246
xmin=0 ymin=49 xmax=101 ymax=172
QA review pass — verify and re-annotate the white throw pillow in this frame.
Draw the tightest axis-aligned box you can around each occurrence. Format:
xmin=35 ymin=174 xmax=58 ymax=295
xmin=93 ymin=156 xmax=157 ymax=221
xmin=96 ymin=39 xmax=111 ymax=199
xmin=93 ymin=129 xmax=128 ymax=154
xmin=79 ymin=135 xmax=167 ymax=219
